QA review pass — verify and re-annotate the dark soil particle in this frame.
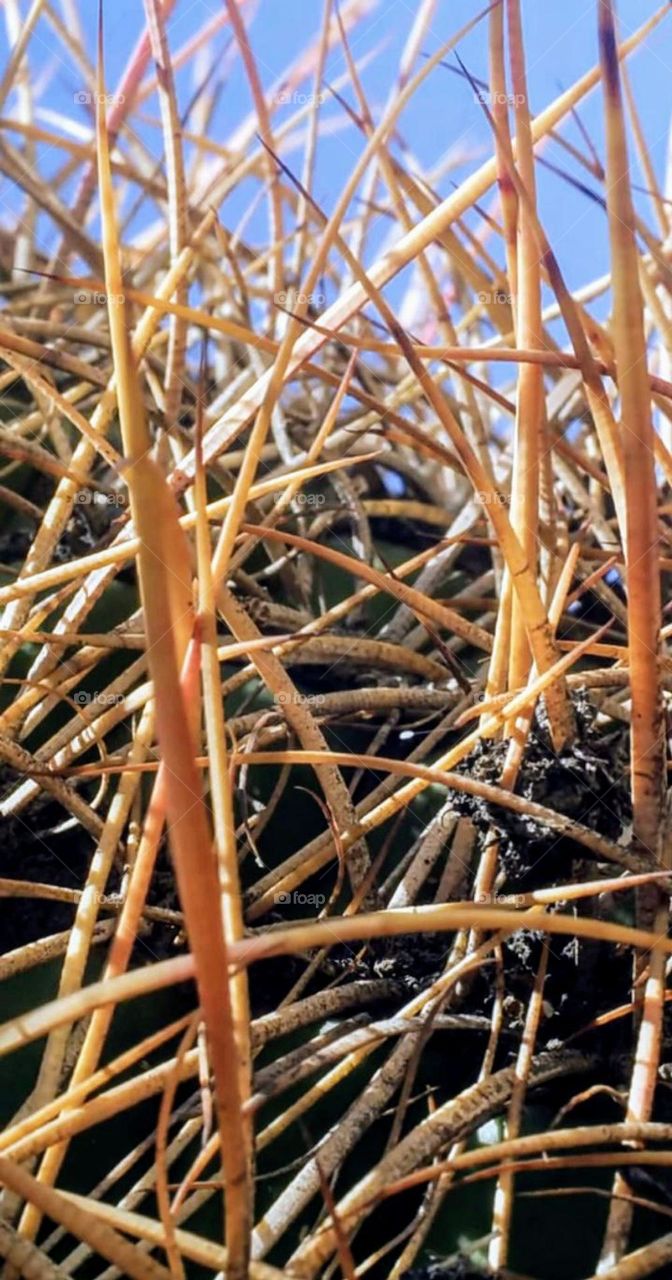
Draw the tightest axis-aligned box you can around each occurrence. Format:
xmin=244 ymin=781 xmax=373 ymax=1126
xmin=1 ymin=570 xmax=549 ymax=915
xmin=0 ymin=768 xmax=100 ymax=954
xmin=320 ymin=932 xmax=450 ymax=995
xmin=495 ymin=927 xmax=633 ymax=1051
xmin=451 ymin=694 xmax=632 ymax=893
xmin=0 ymin=768 xmax=179 ymax=962
xmin=260 ymin=699 xmax=637 ymax=1045
xmin=247 ymin=933 xmax=451 ymax=1018
xmin=405 ymin=1261 xmax=500 ymax=1279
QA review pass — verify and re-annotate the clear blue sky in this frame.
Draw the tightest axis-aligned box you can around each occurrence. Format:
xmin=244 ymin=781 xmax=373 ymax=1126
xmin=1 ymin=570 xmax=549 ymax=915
xmin=0 ymin=1 xmax=670 ymax=302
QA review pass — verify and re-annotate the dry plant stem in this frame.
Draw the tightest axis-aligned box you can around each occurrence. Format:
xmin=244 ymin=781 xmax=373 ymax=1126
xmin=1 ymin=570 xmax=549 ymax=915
xmin=1 ymin=6 xmax=672 ymax=1277
xmin=7 ymin=904 xmax=672 ymax=1069
xmin=119 ymin=469 xmax=252 ymax=1268
xmin=2 ymin=1025 xmax=433 ymax=1220
xmin=489 ymin=939 xmax=549 ymax=1269
xmin=142 ymin=0 xmax=187 ymax=427
xmin=221 ymin=0 xmax=283 ymax=316
xmin=8 ymin=124 xmax=215 ymax=1264
xmin=381 ymin=1121 xmax=672 ymax=1199
xmin=56 ymin=1108 xmax=207 ymax=1276
xmin=217 ymin=583 xmax=372 ymax=895
xmin=50 ymin=1195 xmax=288 ymax=1280
xmin=0 ymin=921 xmax=116 ymax=982
xmin=194 ymin=419 xmax=253 ymax=1164
xmin=211 ymin=362 xmax=372 ymax=899
xmin=198 ymin=7 xmax=487 ymax=624
xmin=15 ymin=642 xmax=186 ymax=1238
xmin=476 ymin=0 xmax=514 ymax=711
xmin=0 ymin=1015 xmax=193 ymax=1157
xmin=473 ymin=545 xmax=581 ymax=980
xmin=465 ymin=60 xmax=629 ymax=544
xmin=0 ymin=1220 xmax=70 ymax=1280
xmin=154 ymin=1019 xmax=196 ymax=1280
xmin=502 ymin=0 xmax=544 ymax=700
xmin=473 ymin=558 xmax=580 ymax=1248
xmin=602 ymin=898 xmax=672 ymax=1273
xmin=226 ymin=348 xmax=357 ymax=574
xmin=0 ymin=451 xmax=367 ymax=610
xmin=255 ymin=139 xmax=569 ymax=747
xmin=0 ymin=209 xmax=215 ymax=695
xmin=346 ymin=0 xmax=437 ymax=276
xmin=53 ymin=0 xmax=177 ymax=256
xmin=597 ymin=2 xmax=667 ymax=1268
xmin=591 ymin=1234 xmax=672 ymax=1279
xmin=600 ymin=0 xmax=665 ymax=865
xmin=0 ymin=987 xmax=393 ymax=1165
xmin=172 ymin=989 xmax=401 ymax=1215
xmin=254 ymin=946 xmax=500 ymax=1261
xmin=0 ymin=1155 xmax=171 ymax=1280
xmin=289 ymin=0 xmax=332 ymax=286
xmin=93 ymin=45 xmax=251 ymax=1278
xmin=333 ymin=9 xmax=491 ymax=485
xmin=286 ymin=1050 xmax=591 ymax=1276
xmin=181 ymin=7 xmax=668 ymax=486
xmin=489 ymin=2 xmax=518 ymax=308
xmin=240 ymin=523 xmax=493 ymax=651
xmin=235 ymin=685 xmax=632 ymax=918
xmin=177 ymin=6 xmax=495 ymax=489
xmin=390 ymin=963 xmax=505 ymax=1280
xmin=242 ymin=909 xmax=672 ymax=995
xmin=6 ymin=714 xmax=159 ymax=1239
xmin=354 ymin=339 xmax=570 ymax=746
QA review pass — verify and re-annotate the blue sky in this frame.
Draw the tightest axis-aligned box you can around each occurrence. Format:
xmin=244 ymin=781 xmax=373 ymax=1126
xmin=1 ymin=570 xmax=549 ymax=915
xmin=0 ymin=1 xmax=670 ymax=305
